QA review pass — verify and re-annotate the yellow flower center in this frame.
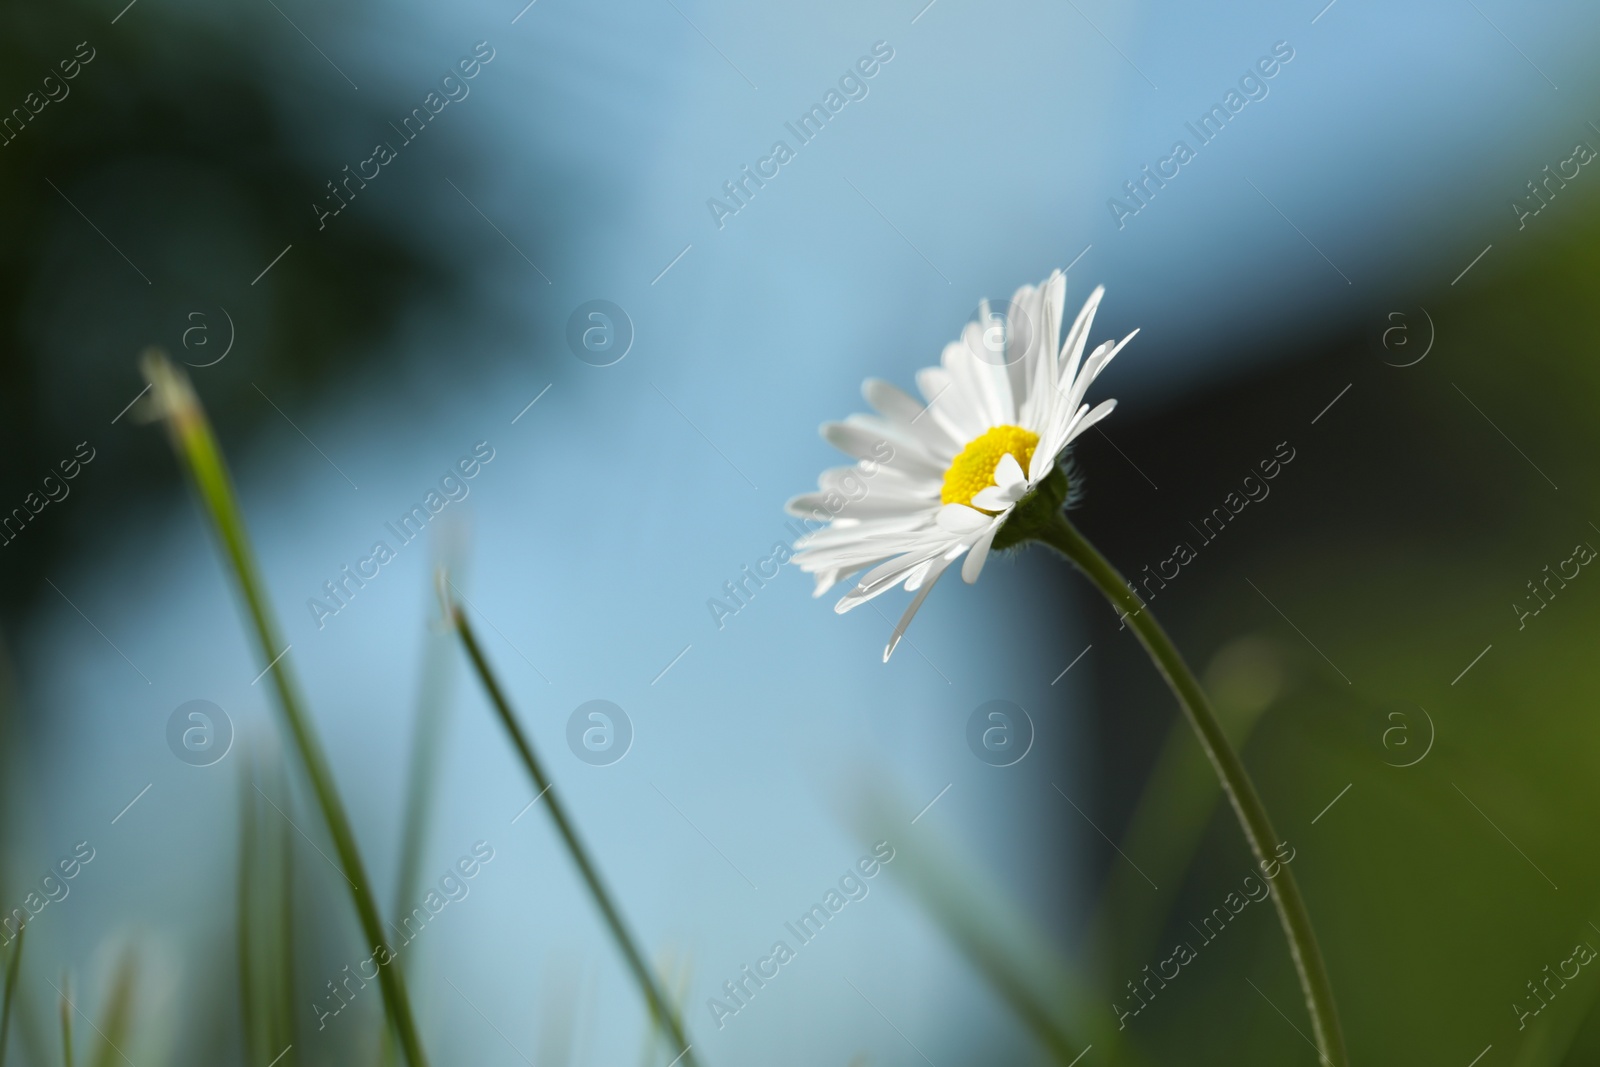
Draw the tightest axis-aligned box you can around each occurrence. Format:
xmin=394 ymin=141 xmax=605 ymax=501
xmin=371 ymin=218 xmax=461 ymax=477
xmin=940 ymin=424 xmax=1039 ymax=510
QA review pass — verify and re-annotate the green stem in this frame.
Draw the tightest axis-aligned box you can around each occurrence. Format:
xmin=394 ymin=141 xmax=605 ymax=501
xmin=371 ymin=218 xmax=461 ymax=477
xmin=379 ymin=589 xmax=456 ymax=1067
xmin=276 ymin=774 xmax=298 ymax=1067
xmin=57 ymin=976 xmax=68 ymax=1067
xmin=1034 ymin=513 xmax=1348 ymax=1067
xmin=142 ymin=353 xmax=429 ymax=1067
xmin=237 ymin=768 xmax=260 ymax=1067
xmin=0 ymin=926 xmax=21 ymax=1067
xmin=443 ymin=586 xmax=701 ymax=1067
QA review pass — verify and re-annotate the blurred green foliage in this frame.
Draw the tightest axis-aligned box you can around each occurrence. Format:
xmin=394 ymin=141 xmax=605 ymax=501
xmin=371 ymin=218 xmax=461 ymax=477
xmin=1067 ymin=194 xmax=1600 ymax=1064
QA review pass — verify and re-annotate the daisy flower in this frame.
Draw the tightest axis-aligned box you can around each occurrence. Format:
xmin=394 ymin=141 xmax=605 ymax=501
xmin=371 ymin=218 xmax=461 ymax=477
xmin=786 ymin=271 xmax=1136 ymax=661
xmin=782 ymin=278 xmax=1348 ymax=1066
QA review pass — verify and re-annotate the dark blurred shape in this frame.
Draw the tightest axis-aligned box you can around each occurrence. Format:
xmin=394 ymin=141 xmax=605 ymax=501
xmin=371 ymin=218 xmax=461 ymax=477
xmin=0 ymin=2 xmax=467 ymax=613
xmin=1069 ymin=185 xmax=1600 ymax=1064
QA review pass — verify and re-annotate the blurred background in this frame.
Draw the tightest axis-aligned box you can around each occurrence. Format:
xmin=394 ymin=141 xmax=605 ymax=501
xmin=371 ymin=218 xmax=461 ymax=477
xmin=3 ymin=0 xmax=1600 ymax=1063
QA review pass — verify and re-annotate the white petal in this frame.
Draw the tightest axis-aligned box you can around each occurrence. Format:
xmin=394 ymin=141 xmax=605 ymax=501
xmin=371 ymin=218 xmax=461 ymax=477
xmin=787 ymin=490 xmax=937 ymax=523
xmin=969 ymin=485 xmax=1014 ymax=511
xmin=1062 ymin=397 xmax=1118 ymax=449
xmin=994 ymin=451 xmax=1026 ymax=489
xmin=901 ymin=558 xmax=936 ymax=591
xmin=1004 ymin=282 xmax=1044 ymax=415
xmin=1057 ymin=285 xmax=1105 ymax=392
xmin=822 ymin=420 xmax=944 ymax=478
xmin=916 ymin=366 xmax=950 ymax=405
xmin=835 ymin=545 xmax=950 ymax=612
xmin=861 ymin=379 xmax=959 ymax=458
xmin=821 ymin=420 xmax=894 ymax=462
xmin=961 ymin=524 xmax=1000 ymax=584
xmin=1028 ymin=425 xmax=1060 ymax=483
xmin=884 ymin=555 xmax=954 ymax=662
xmin=936 ymin=503 xmax=990 ymax=533
xmin=1063 ymin=329 xmax=1137 ymax=417
xmin=862 ymin=378 xmax=925 ymax=424
xmin=915 ymin=367 xmax=976 ymax=446
xmin=935 ymin=342 xmax=996 ymax=440
xmin=812 ymin=569 xmax=843 ymax=597
xmin=1021 ymin=275 xmax=1067 ymax=431
xmin=945 ymin=328 xmax=1004 ymax=429
xmin=975 ymin=300 xmax=1018 ymax=423
xmin=792 ymin=521 xmax=936 ymax=560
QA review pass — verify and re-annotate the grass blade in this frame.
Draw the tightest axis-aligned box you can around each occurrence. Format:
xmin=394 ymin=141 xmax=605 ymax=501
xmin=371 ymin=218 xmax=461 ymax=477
xmin=441 ymin=576 xmax=701 ymax=1067
xmin=1089 ymin=637 xmax=1278 ymax=984
xmin=85 ymin=954 xmax=135 ymax=1067
xmin=56 ymin=973 xmax=70 ymax=1067
xmin=272 ymin=765 xmax=298 ymax=1067
xmin=378 ymin=533 xmax=467 ymax=1067
xmin=238 ymin=765 xmax=261 ymax=1067
xmin=0 ymin=926 xmax=22 ymax=1067
xmin=393 ymin=529 xmax=467 ymax=920
xmin=638 ymin=954 xmax=692 ymax=1067
xmin=854 ymin=784 xmax=1112 ymax=1066
xmin=141 ymin=351 xmax=429 ymax=1067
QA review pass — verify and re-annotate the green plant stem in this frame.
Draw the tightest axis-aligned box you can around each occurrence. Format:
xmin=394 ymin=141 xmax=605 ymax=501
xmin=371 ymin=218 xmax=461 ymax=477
xmin=276 ymin=782 xmax=297 ymax=1067
xmin=0 ymin=926 xmax=21 ymax=1067
xmin=444 ymin=589 xmax=701 ymax=1067
xmin=1034 ymin=514 xmax=1348 ymax=1067
xmin=380 ymin=573 xmax=458 ymax=1067
xmin=86 ymin=954 xmax=134 ymax=1067
xmin=237 ymin=768 xmax=260 ymax=1067
xmin=57 ymin=974 xmax=71 ymax=1067
xmin=142 ymin=353 xmax=428 ymax=1067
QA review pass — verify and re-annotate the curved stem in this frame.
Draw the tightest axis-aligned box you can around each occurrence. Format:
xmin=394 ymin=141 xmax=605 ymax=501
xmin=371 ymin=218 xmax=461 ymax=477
xmin=1034 ymin=514 xmax=1348 ymax=1067
xmin=444 ymin=587 xmax=702 ymax=1067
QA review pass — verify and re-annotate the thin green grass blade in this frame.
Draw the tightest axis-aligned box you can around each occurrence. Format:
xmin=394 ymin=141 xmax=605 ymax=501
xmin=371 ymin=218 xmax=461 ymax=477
xmin=1507 ymin=922 xmax=1600 ymax=1067
xmin=0 ymin=925 xmax=22 ymax=1067
xmin=393 ymin=530 xmax=466 ymax=919
xmin=273 ymin=762 xmax=298 ymax=1067
xmin=0 ymin=631 xmax=58 ymax=1067
xmin=0 ymin=636 xmax=31 ymax=1067
xmin=380 ymin=534 xmax=467 ymax=1067
xmin=442 ymin=576 xmax=702 ymax=1067
xmin=238 ymin=759 xmax=261 ymax=1067
xmin=1088 ymin=636 xmax=1279 ymax=984
xmin=853 ymin=783 xmax=1160 ymax=1067
xmin=141 ymin=351 xmax=428 ymax=1067
xmin=85 ymin=955 xmax=135 ymax=1067
xmin=637 ymin=952 xmax=691 ymax=1067
xmin=57 ymin=973 xmax=71 ymax=1067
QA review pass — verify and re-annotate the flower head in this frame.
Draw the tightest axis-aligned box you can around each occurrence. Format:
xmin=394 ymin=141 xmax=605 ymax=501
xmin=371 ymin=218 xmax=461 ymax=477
xmin=786 ymin=271 xmax=1136 ymax=661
